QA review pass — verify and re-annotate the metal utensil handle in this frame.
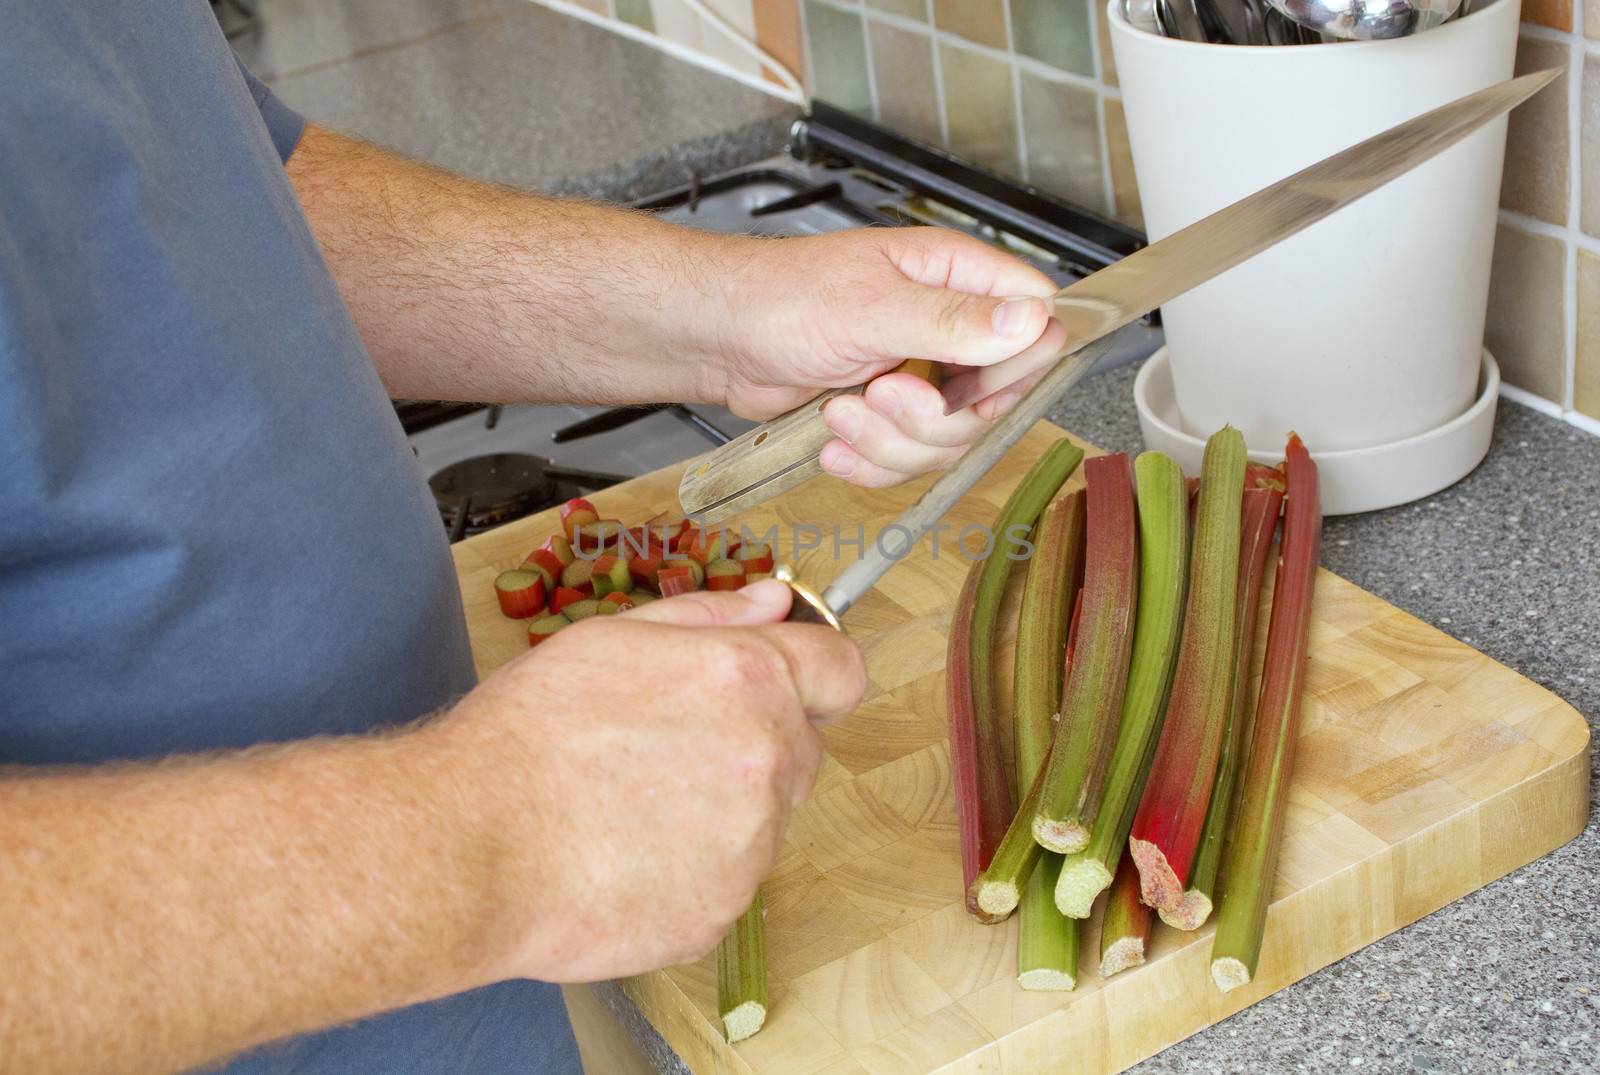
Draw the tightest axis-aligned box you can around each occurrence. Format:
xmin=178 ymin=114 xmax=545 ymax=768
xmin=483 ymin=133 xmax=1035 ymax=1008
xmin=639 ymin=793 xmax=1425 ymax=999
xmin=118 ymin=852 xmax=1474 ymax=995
xmin=818 ymin=329 xmax=1124 ymax=618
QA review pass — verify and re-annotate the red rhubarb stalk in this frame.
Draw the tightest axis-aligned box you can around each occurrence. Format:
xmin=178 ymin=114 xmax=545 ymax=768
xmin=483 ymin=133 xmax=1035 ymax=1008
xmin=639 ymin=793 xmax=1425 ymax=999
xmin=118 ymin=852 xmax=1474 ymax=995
xmin=1128 ymin=426 xmax=1247 ymax=913
xmin=947 ymin=439 xmax=1084 ymax=921
xmin=1098 ymin=850 xmax=1152 ymax=979
xmin=1210 ymin=436 xmax=1321 ymax=993
xmin=1030 ymin=453 xmax=1139 ymax=854
xmin=1163 ymin=471 xmax=1284 ymax=930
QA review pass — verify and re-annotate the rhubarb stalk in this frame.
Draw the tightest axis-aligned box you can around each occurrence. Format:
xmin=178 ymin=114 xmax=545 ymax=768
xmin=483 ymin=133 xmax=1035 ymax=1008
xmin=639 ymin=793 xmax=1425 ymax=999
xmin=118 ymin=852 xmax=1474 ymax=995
xmin=1162 ymin=469 xmax=1284 ymax=930
xmin=1211 ymin=436 xmax=1321 ymax=993
xmin=1053 ymin=452 xmax=1189 ymax=917
xmin=1128 ymin=426 xmax=1247 ymax=914
xmin=1013 ymin=496 xmax=1089 ymax=984
xmin=948 ymin=439 xmax=1084 ymax=921
xmin=972 ymin=492 xmax=1086 ymax=918
xmin=1098 ymin=851 xmax=1152 ymax=979
xmin=1031 ymin=454 xmax=1139 ymax=853
xmin=716 ymin=889 xmax=768 ymax=1042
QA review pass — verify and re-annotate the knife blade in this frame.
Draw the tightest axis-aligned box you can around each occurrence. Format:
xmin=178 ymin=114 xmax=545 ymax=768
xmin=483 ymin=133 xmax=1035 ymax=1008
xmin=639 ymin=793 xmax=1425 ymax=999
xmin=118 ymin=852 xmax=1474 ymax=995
xmin=679 ymin=69 xmax=1557 ymax=528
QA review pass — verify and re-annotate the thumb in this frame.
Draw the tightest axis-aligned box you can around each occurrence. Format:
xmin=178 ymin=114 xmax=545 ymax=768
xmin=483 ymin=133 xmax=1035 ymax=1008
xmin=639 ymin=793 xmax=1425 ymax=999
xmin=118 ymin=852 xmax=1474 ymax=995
xmin=626 ymin=578 xmax=793 ymax=627
xmin=869 ymin=287 xmax=1050 ymax=367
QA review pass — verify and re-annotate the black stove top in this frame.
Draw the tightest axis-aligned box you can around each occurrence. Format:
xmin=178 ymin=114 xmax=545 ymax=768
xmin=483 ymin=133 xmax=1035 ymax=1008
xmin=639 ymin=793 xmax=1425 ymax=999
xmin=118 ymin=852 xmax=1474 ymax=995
xmin=428 ymin=453 xmax=630 ymax=542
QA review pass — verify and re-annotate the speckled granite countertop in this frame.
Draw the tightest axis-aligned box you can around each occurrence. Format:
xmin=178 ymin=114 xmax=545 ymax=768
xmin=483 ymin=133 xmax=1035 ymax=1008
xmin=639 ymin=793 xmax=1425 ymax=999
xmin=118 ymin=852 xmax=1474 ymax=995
xmin=236 ymin=4 xmax=1595 ymax=1069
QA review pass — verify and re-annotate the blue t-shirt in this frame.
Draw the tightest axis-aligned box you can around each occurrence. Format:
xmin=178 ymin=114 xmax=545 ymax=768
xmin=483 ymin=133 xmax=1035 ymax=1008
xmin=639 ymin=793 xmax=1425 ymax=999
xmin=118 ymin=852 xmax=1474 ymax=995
xmin=0 ymin=3 xmax=578 ymax=1071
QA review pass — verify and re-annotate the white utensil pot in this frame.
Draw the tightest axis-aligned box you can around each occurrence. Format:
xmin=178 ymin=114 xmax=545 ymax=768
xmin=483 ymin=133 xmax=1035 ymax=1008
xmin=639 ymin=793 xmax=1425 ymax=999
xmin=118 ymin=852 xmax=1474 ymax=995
xmin=1107 ymin=0 xmax=1520 ymax=452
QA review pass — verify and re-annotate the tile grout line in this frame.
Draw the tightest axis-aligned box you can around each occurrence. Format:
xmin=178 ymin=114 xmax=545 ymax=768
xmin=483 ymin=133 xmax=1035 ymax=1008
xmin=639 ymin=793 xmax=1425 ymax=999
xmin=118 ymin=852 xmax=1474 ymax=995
xmin=1003 ymin=1 xmax=1032 ymax=183
xmin=1088 ymin=0 xmax=1117 ymax=215
xmin=861 ymin=1 xmax=883 ymax=124
xmin=925 ymin=0 xmax=953 ymax=148
xmin=1498 ymin=208 xmax=1600 ymax=255
xmin=1563 ymin=26 xmax=1583 ymax=412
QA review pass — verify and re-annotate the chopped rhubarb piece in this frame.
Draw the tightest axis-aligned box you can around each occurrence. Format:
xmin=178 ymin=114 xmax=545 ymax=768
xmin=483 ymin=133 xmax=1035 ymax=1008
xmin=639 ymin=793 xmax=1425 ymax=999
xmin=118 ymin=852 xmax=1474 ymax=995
xmin=656 ymin=566 xmax=698 ymax=598
xmin=682 ymin=526 xmax=741 ymax=565
xmin=641 ymin=512 xmax=690 ymax=546
xmin=745 ymin=571 xmax=773 ymax=585
xmin=626 ymin=592 xmax=658 ymax=607
xmin=548 ymin=586 xmax=586 ymax=615
xmin=597 ymin=591 xmax=635 ymax=614
xmin=520 ymin=548 xmax=565 ymax=591
xmin=526 ymin=614 xmax=568 ymax=648
xmin=559 ymin=558 xmax=595 ymax=597
xmin=627 ymin=546 xmax=669 ymax=591
xmin=576 ymin=519 xmax=625 ymax=554
xmin=559 ymin=498 xmax=598 ymax=542
xmin=705 ymin=559 xmax=746 ymax=591
xmin=590 ymin=555 xmax=632 ymax=598
xmin=562 ymin=598 xmax=600 ymax=621
xmin=538 ymin=534 xmax=575 ymax=567
xmin=736 ymin=542 xmax=774 ymax=574
xmin=494 ymin=570 xmax=547 ymax=619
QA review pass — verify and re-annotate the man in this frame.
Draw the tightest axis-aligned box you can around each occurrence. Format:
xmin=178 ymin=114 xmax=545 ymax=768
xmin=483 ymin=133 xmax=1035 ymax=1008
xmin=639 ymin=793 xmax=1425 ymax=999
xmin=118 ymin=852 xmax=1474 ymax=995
xmin=0 ymin=3 xmax=1065 ymax=1073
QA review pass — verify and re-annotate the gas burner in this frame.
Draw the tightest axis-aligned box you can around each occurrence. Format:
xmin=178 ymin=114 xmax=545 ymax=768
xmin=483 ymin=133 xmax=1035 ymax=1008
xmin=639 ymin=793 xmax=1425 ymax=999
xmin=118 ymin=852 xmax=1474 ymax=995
xmin=429 ymin=453 xmax=630 ymax=542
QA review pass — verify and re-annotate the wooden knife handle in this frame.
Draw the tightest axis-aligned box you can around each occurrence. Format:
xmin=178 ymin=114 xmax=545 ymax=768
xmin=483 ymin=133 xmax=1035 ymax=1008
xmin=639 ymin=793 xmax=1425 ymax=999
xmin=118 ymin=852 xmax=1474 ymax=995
xmin=678 ymin=361 xmax=943 ymax=524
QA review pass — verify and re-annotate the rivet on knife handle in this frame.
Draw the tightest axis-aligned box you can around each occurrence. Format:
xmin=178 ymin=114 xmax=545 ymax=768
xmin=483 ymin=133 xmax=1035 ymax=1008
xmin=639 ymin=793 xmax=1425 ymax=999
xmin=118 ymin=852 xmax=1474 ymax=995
xmin=677 ymin=360 xmax=942 ymax=524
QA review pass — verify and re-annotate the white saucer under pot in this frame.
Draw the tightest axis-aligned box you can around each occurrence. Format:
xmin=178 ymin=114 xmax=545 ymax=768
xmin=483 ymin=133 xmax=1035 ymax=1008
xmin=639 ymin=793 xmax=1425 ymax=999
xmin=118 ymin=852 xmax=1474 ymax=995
xmin=1133 ymin=347 xmax=1501 ymax=516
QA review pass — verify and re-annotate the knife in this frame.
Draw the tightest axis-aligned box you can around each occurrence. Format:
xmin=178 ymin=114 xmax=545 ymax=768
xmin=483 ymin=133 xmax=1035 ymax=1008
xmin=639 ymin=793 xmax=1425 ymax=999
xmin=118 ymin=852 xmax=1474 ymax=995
xmin=678 ymin=69 xmax=1555 ymax=536
xmin=683 ymin=70 xmax=1556 ymax=625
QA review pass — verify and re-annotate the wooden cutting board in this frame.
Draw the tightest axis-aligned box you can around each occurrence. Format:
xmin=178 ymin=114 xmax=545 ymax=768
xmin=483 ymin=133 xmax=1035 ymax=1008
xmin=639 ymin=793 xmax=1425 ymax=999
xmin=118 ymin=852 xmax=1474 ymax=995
xmin=451 ymin=421 xmax=1589 ymax=1075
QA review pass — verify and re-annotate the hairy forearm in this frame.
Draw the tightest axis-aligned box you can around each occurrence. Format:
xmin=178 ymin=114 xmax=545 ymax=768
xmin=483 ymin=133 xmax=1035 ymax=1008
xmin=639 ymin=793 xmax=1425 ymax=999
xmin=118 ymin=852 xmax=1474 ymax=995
xmin=286 ymin=124 xmax=745 ymax=405
xmin=0 ymin=720 xmax=514 ymax=1075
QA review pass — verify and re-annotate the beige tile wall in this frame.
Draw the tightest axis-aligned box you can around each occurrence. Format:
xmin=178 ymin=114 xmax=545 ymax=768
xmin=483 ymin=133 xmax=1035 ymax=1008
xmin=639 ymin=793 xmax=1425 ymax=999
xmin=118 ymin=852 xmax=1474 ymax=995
xmin=548 ymin=0 xmax=1599 ymax=430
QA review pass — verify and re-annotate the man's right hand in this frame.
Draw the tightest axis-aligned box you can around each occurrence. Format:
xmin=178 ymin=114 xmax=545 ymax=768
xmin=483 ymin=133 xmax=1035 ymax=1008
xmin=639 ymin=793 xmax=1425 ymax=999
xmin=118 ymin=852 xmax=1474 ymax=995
xmin=443 ymin=579 xmax=867 ymax=984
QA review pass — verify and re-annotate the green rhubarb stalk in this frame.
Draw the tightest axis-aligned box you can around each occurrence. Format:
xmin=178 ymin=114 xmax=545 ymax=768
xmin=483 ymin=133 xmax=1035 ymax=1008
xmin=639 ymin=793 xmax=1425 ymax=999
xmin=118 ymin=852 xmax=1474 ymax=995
xmin=1211 ymin=436 xmax=1321 ymax=993
xmin=1128 ymin=427 xmax=1248 ymax=915
xmin=1162 ymin=474 xmax=1285 ymax=930
xmin=716 ymin=888 xmax=767 ymax=1042
xmin=948 ymin=439 xmax=1085 ymax=921
xmin=1018 ymin=853 xmax=1080 ymax=990
xmin=1054 ymin=452 xmax=1189 ymax=918
xmin=1031 ymin=454 xmax=1140 ymax=854
xmin=1098 ymin=850 xmax=1152 ymax=979
xmin=971 ymin=492 xmax=1086 ymax=918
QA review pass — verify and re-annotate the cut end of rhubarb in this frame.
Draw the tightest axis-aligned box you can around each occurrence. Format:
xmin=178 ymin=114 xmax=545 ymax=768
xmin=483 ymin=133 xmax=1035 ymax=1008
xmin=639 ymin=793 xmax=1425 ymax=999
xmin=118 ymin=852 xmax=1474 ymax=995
xmin=975 ymin=878 xmax=1021 ymax=918
xmin=1053 ymin=858 xmax=1112 ymax=919
xmin=1099 ymin=936 xmax=1146 ymax=979
xmin=1210 ymin=956 xmax=1251 ymax=994
xmin=1129 ymin=837 xmax=1184 ymax=912
xmin=1031 ymin=816 xmax=1089 ymax=855
xmin=1157 ymin=889 xmax=1213 ymax=932
xmin=721 ymin=1001 xmax=767 ymax=1043
xmin=1017 ymin=968 xmax=1076 ymax=992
